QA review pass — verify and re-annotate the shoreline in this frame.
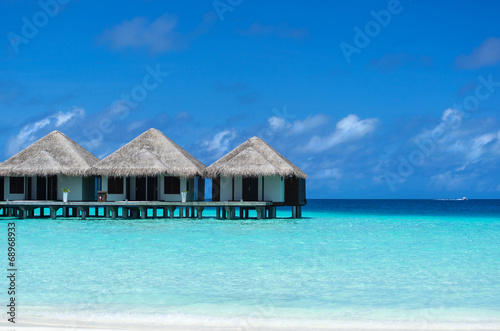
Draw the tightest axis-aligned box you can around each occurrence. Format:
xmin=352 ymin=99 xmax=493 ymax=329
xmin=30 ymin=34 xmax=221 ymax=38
xmin=8 ymin=313 xmax=500 ymax=331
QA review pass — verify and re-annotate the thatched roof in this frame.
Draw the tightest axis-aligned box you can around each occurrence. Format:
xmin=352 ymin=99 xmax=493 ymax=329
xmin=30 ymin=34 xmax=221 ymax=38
xmin=89 ymin=128 xmax=206 ymax=177
xmin=206 ymin=137 xmax=307 ymax=179
xmin=0 ymin=131 xmax=99 ymax=176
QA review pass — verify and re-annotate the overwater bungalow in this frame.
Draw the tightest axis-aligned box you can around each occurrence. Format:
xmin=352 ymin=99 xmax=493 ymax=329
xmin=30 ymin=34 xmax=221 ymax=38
xmin=0 ymin=131 xmax=99 ymax=201
xmin=206 ymin=137 xmax=307 ymax=208
xmin=89 ymin=128 xmax=205 ymax=202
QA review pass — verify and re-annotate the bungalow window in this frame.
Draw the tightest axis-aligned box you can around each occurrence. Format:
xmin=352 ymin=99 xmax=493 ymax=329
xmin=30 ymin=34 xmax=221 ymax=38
xmin=108 ymin=176 xmax=124 ymax=194
xmin=164 ymin=176 xmax=180 ymax=194
xmin=10 ymin=177 xmax=24 ymax=194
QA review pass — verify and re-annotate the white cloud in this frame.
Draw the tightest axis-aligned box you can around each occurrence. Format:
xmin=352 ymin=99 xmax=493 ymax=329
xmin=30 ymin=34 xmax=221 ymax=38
xmin=109 ymin=100 xmax=130 ymax=117
xmin=303 ymin=114 xmax=378 ymax=152
xmin=492 ymin=130 xmax=500 ymax=155
xmin=413 ymin=108 xmax=463 ymax=148
xmin=268 ymin=116 xmax=288 ymax=131
xmin=54 ymin=107 xmax=84 ymax=126
xmin=286 ymin=114 xmax=328 ymax=136
xmin=7 ymin=107 xmax=85 ymax=156
xmin=310 ymin=168 xmax=342 ymax=180
xmin=413 ymin=108 xmax=499 ymax=161
xmin=99 ymin=14 xmax=180 ymax=53
xmin=204 ymin=130 xmax=236 ymax=158
xmin=467 ymin=133 xmax=496 ymax=160
xmin=455 ymin=37 xmax=500 ymax=70
xmin=127 ymin=120 xmax=147 ymax=132
xmin=429 ymin=171 xmax=468 ymax=191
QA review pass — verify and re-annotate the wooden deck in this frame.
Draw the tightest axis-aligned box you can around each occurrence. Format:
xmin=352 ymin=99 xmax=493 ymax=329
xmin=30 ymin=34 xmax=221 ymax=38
xmin=0 ymin=200 xmax=303 ymax=220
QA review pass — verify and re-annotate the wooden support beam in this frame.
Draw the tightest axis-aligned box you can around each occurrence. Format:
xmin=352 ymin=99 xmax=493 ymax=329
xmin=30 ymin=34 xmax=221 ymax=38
xmin=77 ymin=207 xmax=88 ymax=220
xmin=256 ymin=207 xmax=266 ymax=220
xmin=110 ymin=207 xmax=118 ymax=220
xmin=138 ymin=207 xmax=146 ymax=219
xmin=224 ymin=206 xmax=235 ymax=220
xmin=196 ymin=206 xmax=204 ymax=219
xmin=49 ymin=207 xmax=59 ymax=220
xmin=19 ymin=207 xmax=29 ymax=219
xmin=168 ymin=206 xmax=176 ymax=219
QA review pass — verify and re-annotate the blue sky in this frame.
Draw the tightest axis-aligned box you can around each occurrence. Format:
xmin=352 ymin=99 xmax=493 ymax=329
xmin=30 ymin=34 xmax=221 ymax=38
xmin=1 ymin=0 xmax=500 ymax=199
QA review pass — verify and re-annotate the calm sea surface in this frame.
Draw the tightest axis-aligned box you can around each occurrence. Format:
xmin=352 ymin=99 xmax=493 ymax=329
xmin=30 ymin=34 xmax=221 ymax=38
xmin=5 ymin=199 xmax=500 ymax=328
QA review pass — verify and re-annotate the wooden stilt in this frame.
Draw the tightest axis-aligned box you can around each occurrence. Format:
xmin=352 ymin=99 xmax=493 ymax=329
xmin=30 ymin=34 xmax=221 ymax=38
xmin=138 ymin=207 xmax=146 ymax=219
xmin=19 ymin=207 xmax=29 ymax=219
xmin=196 ymin=206 xmax=204 ymax=219
xmin=224 ymin=207 xmax=235 ymax=220
xmin=256 ymin=207 xmax=265 ymax=219
xmin=168 ymin=206 xmax=176 ymax=219
xmin=50 ymin=207 xmax=59 ymax=219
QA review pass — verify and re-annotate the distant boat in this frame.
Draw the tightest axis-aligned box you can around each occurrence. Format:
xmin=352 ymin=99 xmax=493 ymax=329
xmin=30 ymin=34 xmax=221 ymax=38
xmin=434 ymin=197 xmax=468 ymax=201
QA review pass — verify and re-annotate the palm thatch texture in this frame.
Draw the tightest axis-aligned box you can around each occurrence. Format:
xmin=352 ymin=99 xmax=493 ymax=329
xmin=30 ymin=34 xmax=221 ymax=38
xmin=0 ymin=131 xmax=99 ymax=176
xmin=205 ymin=136 xmax=307 ymax=179
xmin=88 ymin=128 xmax=206 ymax=177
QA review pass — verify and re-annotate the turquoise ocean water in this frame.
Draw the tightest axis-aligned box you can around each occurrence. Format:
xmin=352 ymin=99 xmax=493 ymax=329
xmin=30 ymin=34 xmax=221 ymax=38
xmin=5 ymin=199 xmax=500 ymax=329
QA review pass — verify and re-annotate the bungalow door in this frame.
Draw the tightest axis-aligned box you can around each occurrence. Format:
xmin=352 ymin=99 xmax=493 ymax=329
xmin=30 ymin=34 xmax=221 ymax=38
xmin=36 ymin=176 xmax=46 ymax=200
xmin=136 ymin=177 xmax=146 ymax=201
xmin=126 ymin=177 xmax=131 ymax=201
xmin=212 ymin=177 xmax=220 ymax=202
xmin=47 ymin=175 xmax=57 ymax=200
xmin=26 ymin=177 xmax=32 ymax=200
xmin=242 ymin=177 xmax=258 ymax=201
xmin=0 ymin=177 xmax=3 ymax=201
xmin=147 ymin=176 xmax=158 ymax=201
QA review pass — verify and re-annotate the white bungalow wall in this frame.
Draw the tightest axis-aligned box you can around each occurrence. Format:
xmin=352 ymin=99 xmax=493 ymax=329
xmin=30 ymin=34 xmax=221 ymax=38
xmin=234 ymin=176 xmax=242 ymax=201
xmin=220 ymin=175 xmax=242 ymax=201
xmin=263 ymin=175 xmax=284 ymax=202
xmin=57 ymin=175 xmax=81 ymax=201
xmin=219 ymin=175 xmax=284 ymax=202
xmin=102 ymin=175 xmax=126 ymax=201
xmin=159 ymin=175 xmax=194 ymax=202
xmin=102 ymin=175 xmax=195 ymax=202
xmin=4 ymin=175 xmax=95 ymax=201
xmin=56 ymin=175 xmax=95 ymax=201
xmin=4 ymin=177 xmax=25 ymax=201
